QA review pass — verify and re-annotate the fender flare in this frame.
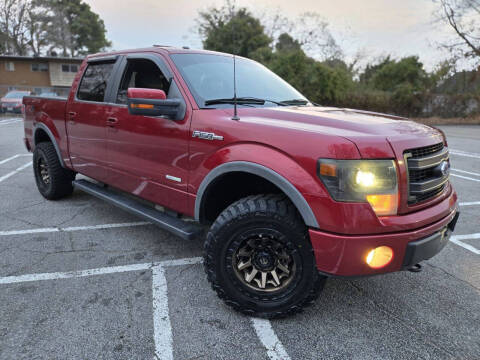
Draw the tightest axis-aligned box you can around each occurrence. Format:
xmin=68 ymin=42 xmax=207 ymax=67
xmin=33 ymin=123 xmax=65 ymax=168
xmin=194 ymin=161 xmax=319 ymax=228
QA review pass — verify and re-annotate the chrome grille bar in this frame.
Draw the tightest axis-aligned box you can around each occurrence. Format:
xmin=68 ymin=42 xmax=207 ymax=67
xmin=404 ymin=143 xmax=449 ymax=204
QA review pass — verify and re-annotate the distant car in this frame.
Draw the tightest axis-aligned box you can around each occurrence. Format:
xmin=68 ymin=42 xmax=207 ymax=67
xmin=1 ymin=91 xmax=31 ymax=113
xmin=39 ymin=92 xmax=60 ymax=98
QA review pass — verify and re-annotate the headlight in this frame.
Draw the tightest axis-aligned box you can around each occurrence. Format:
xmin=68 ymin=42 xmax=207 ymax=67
xmin=318 ymin=159 xmax=398 ymax=216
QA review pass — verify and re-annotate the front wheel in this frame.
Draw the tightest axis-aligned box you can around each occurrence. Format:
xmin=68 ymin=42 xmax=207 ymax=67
xmin=204 ymin=194 xmax=326 ymax=318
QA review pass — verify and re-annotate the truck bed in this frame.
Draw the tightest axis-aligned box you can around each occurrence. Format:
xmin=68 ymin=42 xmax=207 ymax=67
xmin=23 ymin=96 xmax=69 ymax=163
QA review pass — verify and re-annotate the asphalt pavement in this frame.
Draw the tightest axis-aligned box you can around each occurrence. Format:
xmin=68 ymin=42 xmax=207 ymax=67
xmin=0 ymin=116 xmax=479 ymax=360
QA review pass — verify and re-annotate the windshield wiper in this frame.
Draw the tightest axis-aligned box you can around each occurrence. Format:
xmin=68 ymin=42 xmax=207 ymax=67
xmin=279 ymin=99 xmax=309 ymax=106
xmin=204 ymin=97 xmax=288 ymax=106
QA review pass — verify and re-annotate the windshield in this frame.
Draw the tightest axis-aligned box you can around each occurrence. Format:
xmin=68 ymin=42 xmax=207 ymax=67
xmin=5 ymin=91 xmax=28 ymax=99
xmin=170 ymin=53 xmax=308 ymax=108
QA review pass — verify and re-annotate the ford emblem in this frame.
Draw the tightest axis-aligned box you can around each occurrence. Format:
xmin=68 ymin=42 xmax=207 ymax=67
xmin=439 ymin=161 xmax=450 ymax=177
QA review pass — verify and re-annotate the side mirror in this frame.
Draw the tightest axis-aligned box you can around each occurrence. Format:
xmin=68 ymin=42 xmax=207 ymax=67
xmin=127 ymin=88 xmax=183 ymax=119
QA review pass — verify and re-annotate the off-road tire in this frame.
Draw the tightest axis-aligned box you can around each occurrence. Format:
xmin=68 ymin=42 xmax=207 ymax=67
xmin=204 ymin=194 xmax=326 ymax=318
xmin=33 ymin=142 xmax=75 ymax=200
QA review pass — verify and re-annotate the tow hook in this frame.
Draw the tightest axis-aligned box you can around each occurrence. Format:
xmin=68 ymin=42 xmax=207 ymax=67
xmin=407 ymin=263 xmax=422 ymax=273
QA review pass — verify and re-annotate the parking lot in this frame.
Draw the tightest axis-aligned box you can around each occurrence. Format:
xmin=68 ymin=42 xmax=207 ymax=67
xmin=0 ymin=116 xmax=479 ymax=360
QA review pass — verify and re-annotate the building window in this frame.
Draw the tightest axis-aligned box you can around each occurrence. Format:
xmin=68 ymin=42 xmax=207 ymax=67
xmin=31 ymin=63 xmax=48 ymax=72
xmin=62 ymin=64 xmax=79 ymax=73
xmin=5 ymin=61 xmax=15 ymax=71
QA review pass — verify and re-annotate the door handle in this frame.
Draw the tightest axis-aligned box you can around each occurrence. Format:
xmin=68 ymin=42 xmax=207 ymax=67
xmin=106 ymin=117 xmax=119 ymax=127
xmin=68 ymin=112 xmax=76 ymax=125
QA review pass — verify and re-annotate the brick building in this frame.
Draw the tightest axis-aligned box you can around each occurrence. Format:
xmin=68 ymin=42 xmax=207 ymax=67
xmin=0 ymin=55 xmax=84 ymax=97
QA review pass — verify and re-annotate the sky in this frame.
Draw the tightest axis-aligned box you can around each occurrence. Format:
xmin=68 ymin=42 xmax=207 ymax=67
xmin=83 ymin=0 xmax=454 ymax=71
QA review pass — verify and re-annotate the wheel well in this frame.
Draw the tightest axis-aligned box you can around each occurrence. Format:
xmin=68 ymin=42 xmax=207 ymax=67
xmin=200 ymin=171 xmax=288 ymax=224
xmin=34 ymin=128 xmax=51 ymax=145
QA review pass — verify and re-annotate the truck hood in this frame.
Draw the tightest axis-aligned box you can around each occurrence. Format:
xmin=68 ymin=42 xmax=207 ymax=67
xmin=240 ymin=106 xmax=444 ymax=158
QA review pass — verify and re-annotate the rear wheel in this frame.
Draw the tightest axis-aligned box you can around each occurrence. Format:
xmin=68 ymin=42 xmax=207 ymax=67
xmin=204 ymin=194 xmax=326 ymax=318
xmin=33 ymin=142 xmax=75 ymax=200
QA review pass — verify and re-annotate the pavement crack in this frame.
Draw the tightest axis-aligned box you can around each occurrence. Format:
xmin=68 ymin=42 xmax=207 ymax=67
xmin=347 ymin=280 xmax=458 ymax=358
xmin=56 ymin=204 xmax=92 ymax=226
xmin=0 ymin=200 xmax=46 ymax=217
xmin=424 ymin=262 xmax=480 ymax=291
xmin=2 ymin=212 xmax=44 ymax=228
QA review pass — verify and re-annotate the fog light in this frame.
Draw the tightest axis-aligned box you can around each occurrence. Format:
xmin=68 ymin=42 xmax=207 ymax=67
xmin=366 ymin=246 xmax=393 ymax=269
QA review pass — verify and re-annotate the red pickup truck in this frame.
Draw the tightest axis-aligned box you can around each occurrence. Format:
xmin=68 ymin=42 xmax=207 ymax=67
xmin=23 ymin=47 xmax=459 ymax=318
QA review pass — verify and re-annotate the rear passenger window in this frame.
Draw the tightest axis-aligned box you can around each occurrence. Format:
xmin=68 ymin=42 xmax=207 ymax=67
xmin=77 ymin=62 xmax=115 ymax=102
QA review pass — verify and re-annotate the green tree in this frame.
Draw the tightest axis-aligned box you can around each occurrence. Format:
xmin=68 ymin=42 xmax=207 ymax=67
xmin=359 ymin=56 xmax=394 ymax=86
xmin=275 ymin=33 xmax=301 ymax=53
xmin=259 ymin=43 xmax=352 ymax=105
xmin=26 ymin=0 xmax=51 ymax=56
xmin=0 ymin=0 xmax=110 ymax=56
xmin=366 ymin=56 xmax=429 ymax=92
xmin=47 ymin=0 xmax=111 ymax=56
xmin=197 ymin=1 xmax=271 ymax=57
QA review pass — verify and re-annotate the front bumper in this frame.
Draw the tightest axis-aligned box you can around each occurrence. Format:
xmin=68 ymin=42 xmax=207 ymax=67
xmin=402 ymin=211 xmax=459 ymax=269
xmin=309 ymin=207 xmax=459 ymax=277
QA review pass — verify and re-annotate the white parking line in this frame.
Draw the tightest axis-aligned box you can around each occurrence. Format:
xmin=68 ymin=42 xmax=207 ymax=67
xmin=0 ymin=161 xmax=32 ymax=183
xmin=452 ymin=169 xmax=480 ymax=177
xmin=0 ymin=117 xmax=21 ymax=121
xmin=0 ymin=221 xmax=150 ymax=236
xmin=152 ymin=264 xmax=174 ymax=360
xmin=450 ymin=149 xmax=480 ymax=159
xmin=0 ymin=154 xmax=31 ymax=165
xmin=0 ymin=255 xmax=290 ymax=360
xmin=450 ymin=234 xmax=480 ymax=255
xmin=0 ymin=119 xmax=22 ymax=125
xmin=459 ymin=201 xmax=480 ymax=207
xmin=450 ymin=173 xmax=480 ymax=182
xmin=0 ymin=262 xmax=153 ymax=285
xmin=0 ymin=257 xmax=202 ymax=285
xmin=251 ymin=318 xmax=291 ymax=360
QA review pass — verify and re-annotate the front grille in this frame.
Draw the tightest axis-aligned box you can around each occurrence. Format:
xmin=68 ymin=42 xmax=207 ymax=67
xmin=409 ymin=143 xmax=444 ymax=158
xmin=405 ymin=143 xmax=449 ymax=205
xmin=414 ymin=184 xmax=446 ymax=203
xmin=409 ymin=168 xmax=435 ymax=183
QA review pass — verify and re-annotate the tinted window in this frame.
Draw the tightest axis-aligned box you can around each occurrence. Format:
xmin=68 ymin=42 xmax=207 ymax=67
xmin=170 ymin=54 xmax=307 ymax=107
xmin=77 ymin=62 xmax=115 ymax=102
xmin=116 ymin=59 xmax=170 ymax=104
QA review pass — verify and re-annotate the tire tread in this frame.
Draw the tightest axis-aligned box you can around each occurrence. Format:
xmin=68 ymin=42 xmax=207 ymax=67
xmin=33 ymin=142 xmax=75 ymax=200
xmin=204 ymin=194 xmax=326 ymax=318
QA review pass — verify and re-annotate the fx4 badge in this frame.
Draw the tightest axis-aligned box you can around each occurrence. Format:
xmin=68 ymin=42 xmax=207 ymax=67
xmin=192 ymin=130 xmax=224 ymax=141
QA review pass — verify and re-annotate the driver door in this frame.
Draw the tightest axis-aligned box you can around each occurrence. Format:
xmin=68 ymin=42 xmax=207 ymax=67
xmin=105 ymin=54 xmax=192 ymax=214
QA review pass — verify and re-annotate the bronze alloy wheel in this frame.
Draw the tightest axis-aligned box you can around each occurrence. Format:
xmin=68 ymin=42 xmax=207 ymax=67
xmin=37 ymin=157 xmax=50 ymax=185
xmin=204 ymin=194 xmax=327 ymax=318
xmin=232 ymin=231 xmax=296 ymax=292
xmin=33 ymin=142 xmax=75 ymax=200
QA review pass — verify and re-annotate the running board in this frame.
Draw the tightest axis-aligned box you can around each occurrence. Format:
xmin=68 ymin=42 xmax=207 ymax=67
xmin=73 ymin=179 xmax=203 ymax=240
